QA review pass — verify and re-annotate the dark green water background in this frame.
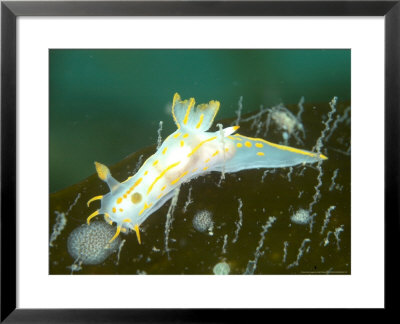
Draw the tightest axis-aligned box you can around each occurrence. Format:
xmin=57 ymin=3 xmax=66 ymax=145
xmin=50 ymin=49 xmax=350 ymax=193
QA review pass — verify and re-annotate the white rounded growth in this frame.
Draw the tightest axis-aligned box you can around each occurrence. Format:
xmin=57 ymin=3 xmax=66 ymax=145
xmin=290 ymin=209 xmax=311 ymax=225
xmin=192 ymin=210 xmax=214 ymax=233
xmin=67 ymin=221 xmax=121 ymax=265
xmin=213 ymin=262 xmax=230 ymax=275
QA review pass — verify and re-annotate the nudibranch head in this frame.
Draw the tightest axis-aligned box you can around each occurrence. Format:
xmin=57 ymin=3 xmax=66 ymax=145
xmin=86 ymin=92 xmax=327 ymax=244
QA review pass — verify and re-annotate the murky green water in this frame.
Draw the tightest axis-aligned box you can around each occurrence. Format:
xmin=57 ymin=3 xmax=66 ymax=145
xmin=50 ymin=49 xmax=350 ymax=193
xmin=50 ymin=95 xmax=350 ymax=275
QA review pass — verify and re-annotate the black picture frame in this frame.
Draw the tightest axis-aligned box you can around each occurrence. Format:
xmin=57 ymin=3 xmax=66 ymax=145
xmin=1 ymin=0 xmax=398 ymax=321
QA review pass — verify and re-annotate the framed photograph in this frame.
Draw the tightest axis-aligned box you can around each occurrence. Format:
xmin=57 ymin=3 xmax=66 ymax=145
xmin=1 ymin=0 xmax=398 ymax=321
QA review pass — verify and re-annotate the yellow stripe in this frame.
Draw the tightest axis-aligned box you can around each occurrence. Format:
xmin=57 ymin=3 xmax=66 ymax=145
xmin=109 ymin=225 xmax=121 ymax=243
xmin=147 ymin=161 xmax=181 ymax=194
xmin=134 ymin=224 xmax=141 ymax=245
xmin=162 ymin=147 xmax=168 ymax=155
xmin=128 ymin=177 xmax=142 ymax=193
xmin=257 ymin=152 xmax=265 ymax=156
xmin=209 ymin=100 xmax=220 ymax=127
xmin=139 ymin=202 xmax=153 ymax=215
xmin=87 ymin=195 xmax=103 ymax=207
xmin=87 ymin=210 xmax=99 ymax=225
xmin=172 ymin=93 xmax=181 ymax=129
xmin=171 ymin=171 xmax=188 ymax=185
xmin=173 ymin=133 xmax=181 ymax=139
xmin=121 ymin=176 xmax=132 ymax=184
xmin=236 ymin=134 xmax=327 ymax=160
xmin=196 ymin=113 xmax=204 ymax=129
xmin=183 ymin=98 xmax=195 ymax=125
xmin=187 ymin=136 xmax=217 ymax=157
xmin=212 ymin=150 xmax=219 ymax=157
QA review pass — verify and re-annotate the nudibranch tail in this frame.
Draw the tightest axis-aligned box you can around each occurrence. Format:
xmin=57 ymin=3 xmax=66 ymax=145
xmin=172 ymin=92 xmax=220 ymax=131
xmin=222 ymin=133 xmax=327 ymax=173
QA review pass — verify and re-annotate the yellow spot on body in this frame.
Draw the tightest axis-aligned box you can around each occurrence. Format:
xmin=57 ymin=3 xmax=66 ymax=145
xmin=147 ymin=161 xmax=181 ymax=194
xmin=256 ymin=143 xmax=263 ymax=148
xmin=203 ymin=166 xmax=209 ymax=171
xmin=183 ymin=133 xmax=189 ymax=138
xmin=139 ymin=202 xmax=153 ymax=215
xmin=205 ymin=158 xmax=210 ymax=163
xmin=112 ymin=207 xmax=116 ymax=213
xmin=234 ymin=136 xmax=242 ymax=141
xmin=94 ymin=161 xmax=109 ymax=181
xmin=131 ymin=192 xmax=142 ymax=204
xmin=173 ymin=133 xmax=181 ymax=139
xmin=116 ymin=197 xmax=123 ymax=204
xmin=196 ymin=113 xmax=204 ymax=129
xmin=123 ymin=194 xmax=127 ymax=198
xmin=171 ymin=171 xmax=188 ymax=185
xmin=225 ymin=148 xmax=229 ymax=152
xmin=157 ymin=193 xmax=164 ymax=199
xmin=119 ymin=208 xmax=124 ymax=212
xmin=109 ymin=225 xmax=121 ymax=243
xmin=187 ymin=136 xmax=217 ymax=157
xmin=153 ymin=160 xmax=159 ymax=166
xmin=162 ymin=147 xmax=168 ymax=155
xmin=87 ymin=195 xmax=103 ymax=207
xmin=228 ymin=136 xmax=235 ymax=140
xmin=87 ymin=210 xmax=99 ymax=225
xmin=192 ymin=168 xmax=198 ymax=173
xmin=212 ymin=150 xmax=219 ymax=157
xmin=257 ymin=152 xmax=265 ymax=156
xmin=161 ymin=185 xmax=166 ymax=191
xmin=144 ymin=171 xmax=148 ymax=176
xmin=237 ymin=143 xmax=243 ymax=148
xmin=245 ymin=141 xmax=252 ymax=148
xmin=180 ymin=140 xmax=184 ymax=147
xmin=123 ymin=218 xmax=131 ymax=223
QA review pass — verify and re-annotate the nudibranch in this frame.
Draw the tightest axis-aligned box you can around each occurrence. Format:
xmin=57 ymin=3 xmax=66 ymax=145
xmin=87 ymin=93 xmax=327 ymax=244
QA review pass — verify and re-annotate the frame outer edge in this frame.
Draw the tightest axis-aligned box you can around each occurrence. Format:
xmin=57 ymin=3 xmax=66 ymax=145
xmin=385 ymin=1 xmax=400 ymax=312
xmin=0 ymin=0 xmax=397 ymax=322
xmin=1 ymin=2 xmax=17 ymax=323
